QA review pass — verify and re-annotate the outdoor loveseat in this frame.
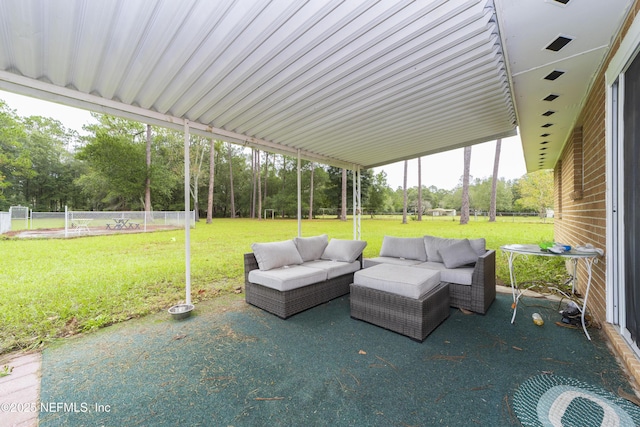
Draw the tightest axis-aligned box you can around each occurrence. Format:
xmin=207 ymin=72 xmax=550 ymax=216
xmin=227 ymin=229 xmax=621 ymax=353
xmin=244 ymin=235 xmax=366 ymax=318
xmin=363 ymin=235 xmax=496 ymax=314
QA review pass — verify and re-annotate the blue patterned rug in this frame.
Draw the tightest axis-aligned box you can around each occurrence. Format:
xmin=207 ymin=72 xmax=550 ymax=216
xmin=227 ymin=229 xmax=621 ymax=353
xmin=513 ymin=375 xmax=640 ymax=427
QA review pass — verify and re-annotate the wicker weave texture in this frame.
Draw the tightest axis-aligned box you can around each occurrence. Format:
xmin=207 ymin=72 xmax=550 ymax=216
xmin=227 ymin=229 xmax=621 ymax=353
xmin=448 ymin=249 xmax=496 ymax=314
xmin=244 ymin=253 xmax=357 ymax=319
xmin=350 ymin=282 xmax=450 ymax=341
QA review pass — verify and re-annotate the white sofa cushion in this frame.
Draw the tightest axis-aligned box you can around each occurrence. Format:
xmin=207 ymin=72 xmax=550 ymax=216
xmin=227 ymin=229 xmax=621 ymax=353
xmin=302 ymin=260 xmax=361 ymax=279
xmin=379 ymin=236 xmax=427 ymax=261
xmin=251 ymin=240 xmax=303 ymax=271
xmin=363 ymin=257 xmax=422 ymax=268
xmin=248 ymin=265 xmax=327 ymax=291
xmin=321 ymin=239 xmax=367 ymax=263
xmin=354 ymin=264 xmax=441 ymax=299
xmin=424 ymin=235 xmax=486 ymax=263
xmin=439 ymin=238 xmax=478 ymax=268
xmin=413 ymin=262 xmax=474 ymax=286
xmin=294 ymin=234 xmax=329 ymax=261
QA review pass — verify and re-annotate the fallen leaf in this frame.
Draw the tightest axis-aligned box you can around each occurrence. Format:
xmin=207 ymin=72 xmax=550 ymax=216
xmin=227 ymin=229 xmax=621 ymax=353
xmin=512 ymin=346 xmax=523 ymax=351
xmin=511 ymin=302 xmax=517 ymax=309
xmin=459 ymin=308 xmax=473 ymax=315
xmin=376 ymin=355 xmax=397 ymax=370
xmin=430 ymin=354 xmax=466 ymax=361
xmin=358 ymin=350 xmax=367 ymax=355
xmin=173 ymin=334 xmax=187 ymax=340
xmin=618 ymin=387 xmax=640 ymax=406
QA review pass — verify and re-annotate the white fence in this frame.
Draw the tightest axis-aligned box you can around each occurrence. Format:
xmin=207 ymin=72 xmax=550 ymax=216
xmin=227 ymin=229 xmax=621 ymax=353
xmin=0 ymin=212 xmax=10 ymax=234
xmin=10 ymin=209 xmax=195 ymax=236
xmin=66 ymin=210 xmax=195 ymax=229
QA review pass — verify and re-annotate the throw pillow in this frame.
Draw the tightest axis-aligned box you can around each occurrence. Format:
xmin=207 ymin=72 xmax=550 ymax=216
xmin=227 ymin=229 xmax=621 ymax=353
xmin=321 ymin=239 xmax=367 ymax=262
xmin=294 ymin=234 xmax=329 ymax=261
xmin=424 ymin=235 xmax=459 ymax=263
xmin=379 ymin=236 xmax=428 ymax=261
xmin=439 ymin=238 xmax=479 ymax=269
xmin=469 ymin=238 xmax=487 ymax=256
xmin=251 ymin=240 xmax=303 ymax=271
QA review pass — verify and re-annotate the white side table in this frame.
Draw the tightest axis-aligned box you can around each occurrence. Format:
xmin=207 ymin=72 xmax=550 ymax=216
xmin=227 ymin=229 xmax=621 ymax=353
xmin=500 ymin=244 xmax=600 ymax=340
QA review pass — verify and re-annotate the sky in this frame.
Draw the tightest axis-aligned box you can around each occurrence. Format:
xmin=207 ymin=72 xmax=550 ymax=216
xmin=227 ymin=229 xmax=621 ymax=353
xmin=1 ymin=90 xmax=527 ymax=190
xmin=374 ymin=136 xmax=526 ymax=190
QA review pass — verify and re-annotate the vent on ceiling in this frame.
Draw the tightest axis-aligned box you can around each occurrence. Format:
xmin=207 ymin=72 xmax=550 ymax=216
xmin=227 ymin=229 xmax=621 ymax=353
xmin=544 ymin=94 xmax=559 ymax=101
xmin=552 ymin=0 xmax=570 ymax=4
xmin=544 ymin=70 xmax=565 ymax=80
xmin=541 ymin=141 xmax=549 ymax=144
xmin=542 ymin=111 xmax=555 ymax=117
xmin=546 ymin=35 xmax=573 ymax=52
xmin=541 ymin=123 xmax=554 ymax=128
xmin=541 ymin=133 xmax=551 ymax=137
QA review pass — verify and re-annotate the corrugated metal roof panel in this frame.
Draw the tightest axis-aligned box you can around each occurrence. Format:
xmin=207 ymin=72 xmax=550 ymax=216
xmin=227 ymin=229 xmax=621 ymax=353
xmin=0 ymin=0 xmax=516 ymax=169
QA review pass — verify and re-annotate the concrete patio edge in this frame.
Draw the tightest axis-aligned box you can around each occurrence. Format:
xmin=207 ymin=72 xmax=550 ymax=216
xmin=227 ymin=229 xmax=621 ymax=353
xmin=0 ymin=352 xmax=41 ymax=427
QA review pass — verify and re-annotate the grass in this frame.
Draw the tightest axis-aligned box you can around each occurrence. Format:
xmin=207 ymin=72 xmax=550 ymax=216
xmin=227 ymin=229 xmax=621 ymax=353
xmin=0 ymin=216 xmax=566 ymax=355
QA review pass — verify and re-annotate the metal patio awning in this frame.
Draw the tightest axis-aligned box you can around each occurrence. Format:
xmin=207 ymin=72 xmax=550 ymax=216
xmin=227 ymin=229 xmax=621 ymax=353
xmin=0 ymin=0 xmax=633 ymax=172
xmin=0 ymin=0 xmax=516 ymax=170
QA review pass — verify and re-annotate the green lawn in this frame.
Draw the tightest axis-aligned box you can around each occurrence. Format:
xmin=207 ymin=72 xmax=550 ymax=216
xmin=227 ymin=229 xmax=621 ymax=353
xmin=0 ymin=216 xmax=565 ymax=355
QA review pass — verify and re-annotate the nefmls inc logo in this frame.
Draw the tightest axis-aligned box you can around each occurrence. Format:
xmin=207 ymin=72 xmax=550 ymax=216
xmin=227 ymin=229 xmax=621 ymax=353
xmin=40 ymin=402 xmax=90 ymax=413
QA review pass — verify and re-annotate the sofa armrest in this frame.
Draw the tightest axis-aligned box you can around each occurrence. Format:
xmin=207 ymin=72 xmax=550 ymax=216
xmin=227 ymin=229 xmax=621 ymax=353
xmin=470 ymin=249 xmax=496 ymax=313
xmin=244 ymin=252 xmax=259 ymax=286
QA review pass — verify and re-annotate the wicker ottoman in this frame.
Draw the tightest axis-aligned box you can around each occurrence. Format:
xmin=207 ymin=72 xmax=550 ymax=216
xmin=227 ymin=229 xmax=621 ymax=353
xmin=350 ymin=264 xmax=450 ymax=341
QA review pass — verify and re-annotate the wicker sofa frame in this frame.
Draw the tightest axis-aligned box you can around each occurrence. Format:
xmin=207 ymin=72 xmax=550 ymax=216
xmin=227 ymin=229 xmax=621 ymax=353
xmin=446 ymin=249 xmax=496 ymax=314
xmin=244 ymin=253 xmax=362 ymax=319
xmin=350 ymin=282 xmax=450 ymax=341
xmin=366 ymin=249 xmax=496 ymax=315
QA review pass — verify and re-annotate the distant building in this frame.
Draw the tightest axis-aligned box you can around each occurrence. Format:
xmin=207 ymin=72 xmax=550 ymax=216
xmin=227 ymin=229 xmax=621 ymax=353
xmin=427 ymin=208 xmax=456 ymax=216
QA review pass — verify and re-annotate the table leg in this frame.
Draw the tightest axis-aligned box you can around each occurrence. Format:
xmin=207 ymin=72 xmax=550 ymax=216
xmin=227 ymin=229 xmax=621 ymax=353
xmin=570 ymin=258 xmax=578 ymax=294
xmin=507 ymin=251 xmax=520 ymax=324
xmin=580 ymin=257 xmax=596 ymax=341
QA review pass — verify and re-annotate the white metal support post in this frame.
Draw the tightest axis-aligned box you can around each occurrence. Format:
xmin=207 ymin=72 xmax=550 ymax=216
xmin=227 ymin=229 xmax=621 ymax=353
xmin=352 ymin=166 xmax=361 ymax=240
xmin=352 ymin=168 xmax=356 ymax=239
xmin=184 ymin=120 xmax=192 ymax=305
xmin=297 ymin=149 xmax=302 ymax=237
xmin=64 ymin=205 xmax=68 ymax=238
xmin=357 ymin=166 xmax=362 ymax=240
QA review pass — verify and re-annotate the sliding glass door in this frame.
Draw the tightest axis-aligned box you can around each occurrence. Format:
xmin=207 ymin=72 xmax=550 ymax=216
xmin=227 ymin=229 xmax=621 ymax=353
xmin=622 ymin=53 xmax=640 ymax=344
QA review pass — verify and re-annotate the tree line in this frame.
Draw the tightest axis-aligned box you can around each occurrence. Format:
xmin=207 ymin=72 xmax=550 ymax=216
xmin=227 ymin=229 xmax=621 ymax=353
xmin=0 ymin=99 xmax=554 ymax=220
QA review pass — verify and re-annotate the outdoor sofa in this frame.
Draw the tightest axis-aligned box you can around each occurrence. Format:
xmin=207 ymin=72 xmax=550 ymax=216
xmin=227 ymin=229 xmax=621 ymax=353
xmin=363 ymin=235 xmax=496 ymax=314
xmin=244 ymin=235 xmax=366 ymax=318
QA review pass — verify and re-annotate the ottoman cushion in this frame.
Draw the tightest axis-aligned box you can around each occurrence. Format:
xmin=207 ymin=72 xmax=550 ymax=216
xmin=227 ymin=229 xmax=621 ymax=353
xmin=363 ymin=257 xmax=423 ymax=268
xmin=354 ymin=264 xmax=441 ymax=299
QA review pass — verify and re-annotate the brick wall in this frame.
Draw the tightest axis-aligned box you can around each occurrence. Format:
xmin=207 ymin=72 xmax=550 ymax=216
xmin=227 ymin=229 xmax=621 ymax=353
xmin=554 ymin=2 xmax=640 ymax=324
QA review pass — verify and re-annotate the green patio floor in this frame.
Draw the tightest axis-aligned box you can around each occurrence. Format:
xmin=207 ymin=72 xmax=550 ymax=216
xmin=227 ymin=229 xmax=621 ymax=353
xmin=39 ymin=292 xmax=636 ymax=426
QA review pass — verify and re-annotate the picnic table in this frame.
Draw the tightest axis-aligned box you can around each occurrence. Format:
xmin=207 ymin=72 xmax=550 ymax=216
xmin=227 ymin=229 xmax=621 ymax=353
xmin=106 ymin=218 xmax=141 ymax=230
xmin=108 ymin=218 xmax=129 ymax=230
xmin=71 ymin=218 xmax=92 ymax=233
